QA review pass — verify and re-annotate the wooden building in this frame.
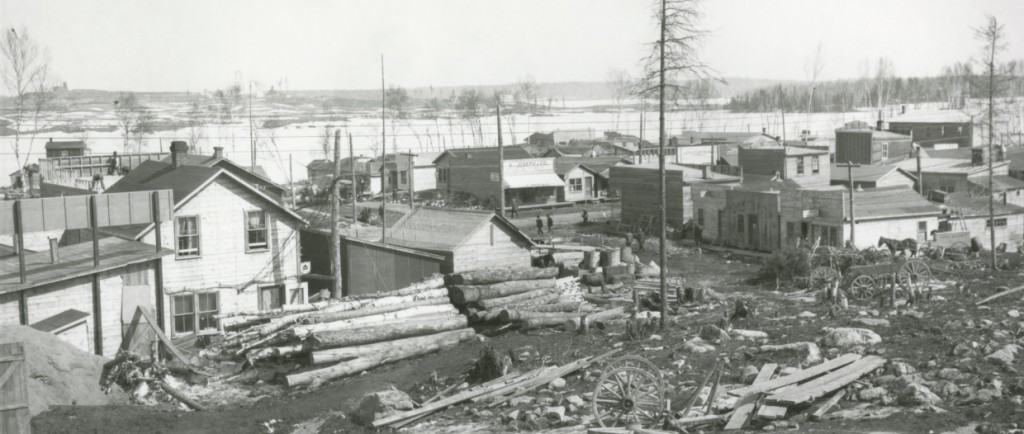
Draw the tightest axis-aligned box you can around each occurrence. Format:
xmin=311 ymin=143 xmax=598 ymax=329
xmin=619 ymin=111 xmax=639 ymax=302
xmin=738 ymin=146 xmax=830 ymax=188
xmin=611 ymin=163 xmax=741 ymax=228
xmin=829 ymin=165 xmax=917 ymax=190
xmin=380 ymin=152 xmax=442 ymax=194
xmin=554 ymin=156 xmax=629 ymax=202
xmin=888 ymin=110 xmax=973 ymax=148
xmin=941 ymin=192 xmax=1024 ymax=250
xmin=894 ymin=149 xmax=1009 ymax=196
xmin=384 ymin=207 xmax=535 ymax=273
xmin=834 ymin=128 xmax=913 ymax=165
xmin=692 ymin=175 xmax=806 ymax=251
xmin=158 ymin=146 xmax=286 ymax=201
xmin=670 ymin=130 xmax=779 ymax=166
xmin=104 ymin=142 xmax=307 ymax=338
xmin=44 ymin=140 xmax=89 ymax=158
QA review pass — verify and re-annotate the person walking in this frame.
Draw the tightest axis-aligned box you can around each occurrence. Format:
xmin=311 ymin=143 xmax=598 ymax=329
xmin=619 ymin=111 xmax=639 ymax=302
xmin=107 ymin=151 xmax=119 ymax=175
xmin=546 ymin=214 xmax=554 ymax=233
xmin=535 ymin=215 xmax=544 ymax=235
xmin=510 ymin=198 xmax=519 ymax=219
xmin=581 ymin=209 xmax=589 ymax=225
xmin=636 ymin=230 xmax=646 ymax=253
xmin=694 ymin=223 xmax=704 ymax=248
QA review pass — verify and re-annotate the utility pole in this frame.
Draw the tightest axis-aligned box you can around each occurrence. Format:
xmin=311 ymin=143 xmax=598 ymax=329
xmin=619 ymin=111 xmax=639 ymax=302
xmin=916 ymin=145 xmax=923 ymax=196
xmin=986 ymin=50 xmax=997 ymax=270
xmin=657 ymin=0 xmax=668 ymax=330
xmin=639 ymin=102 xmax=645 ymax=164
xmin=249 ymin=81 xmax=256 ymax=172
xmin=350 ymin=133 xmax=357 ymax=223
xmin=837 ymin=161 xmax=861 ymax=247
xmin=381 ymin=54 xmax=387 ymax=243
xmin=330 ymin=130 xmax=342 ymax=300
xmin=407 ymin=152 xmax=415 ymax=209
xmin=778 ymin=85 xmax=787 ymax=145
xmin=497 ymin=102 xmax=506 ymax=217
xmin=289 ymin=154 xmax=295 ymax=208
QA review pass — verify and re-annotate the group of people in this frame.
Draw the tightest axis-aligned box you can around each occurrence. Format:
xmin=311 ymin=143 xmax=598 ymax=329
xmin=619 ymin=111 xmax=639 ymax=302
xmin=535 ymin=214 xmax=554 ymax=235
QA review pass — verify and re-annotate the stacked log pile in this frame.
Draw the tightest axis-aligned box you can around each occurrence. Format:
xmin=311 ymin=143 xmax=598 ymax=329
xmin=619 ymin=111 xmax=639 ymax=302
xmin=208 ymin=275 xmax=479 ymax=387
xmin=446 ymin=267 xmax=626 ymax=332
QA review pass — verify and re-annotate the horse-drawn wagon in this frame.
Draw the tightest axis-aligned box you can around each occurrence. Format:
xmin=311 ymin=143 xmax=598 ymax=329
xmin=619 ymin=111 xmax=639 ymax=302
xmin=845 ymin=259 xmax=932 ymax=300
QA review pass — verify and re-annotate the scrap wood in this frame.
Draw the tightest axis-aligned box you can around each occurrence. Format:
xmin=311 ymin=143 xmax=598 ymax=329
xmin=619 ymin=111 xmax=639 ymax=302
xmin=157 ymin=381 xmax=206 ymax=411
xmin=809 ymin=389 xmax=847 ymax=421
xmin=755 ymin=404 xmax=787 ymax=420
xmin=766 ymin=355 xmax=886 ymax=406
xmin=670 ymin=414 xmax=726 ymax=429
xmin=680 ymin=360 xmax=720 ymax=417
xmin=727 ymin=353 xmax=862 ymax=397
xmin=469 ymin=366 xmax=556 ymax=403
xmin=392 ymin=371 xmax=525 ymax=429
xmin=975 ymin=284 xmax=1024 ymax=305
xmin=130 ymin=308 xmax=207 ymax=374
xmin=484 ymin=348 xmax=623 ymax=408
xmin=723 ymin=363 xmax=778 ymax=430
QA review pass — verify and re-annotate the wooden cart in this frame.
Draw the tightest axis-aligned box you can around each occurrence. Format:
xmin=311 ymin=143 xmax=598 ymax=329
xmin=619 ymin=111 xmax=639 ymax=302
xmin=844 ymin=260 xmax=932 ymax=301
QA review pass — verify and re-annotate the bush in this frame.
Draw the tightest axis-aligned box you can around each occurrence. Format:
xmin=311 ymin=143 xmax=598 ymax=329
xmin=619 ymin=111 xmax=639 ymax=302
xmin=357 ymin=208 xmax=374 ymax=224
xmin=752 ymin=247 xmax=810 ymax=285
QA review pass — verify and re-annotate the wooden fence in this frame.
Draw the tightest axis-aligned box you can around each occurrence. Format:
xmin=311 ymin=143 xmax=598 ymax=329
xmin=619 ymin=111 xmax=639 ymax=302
xmin=0 ymin=342 xmax=30 ymax=434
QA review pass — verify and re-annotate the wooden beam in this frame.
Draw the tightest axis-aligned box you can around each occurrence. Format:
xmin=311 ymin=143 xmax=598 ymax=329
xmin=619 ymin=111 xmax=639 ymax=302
xmin=152 ymin=191 xmax=165 ymax=330
xmin=724 ymin=363 xmax=778 ymax=430
xmin=17 ymin=290 xmax=28 ymax=326
xmin=92 ymin=274 xmax=102 ymax=356
xmin=90 ymin=195 xmax=100 ymax=267
xmin=766 ymin=356 xmax=886 ymax=406
xmin=809 ymin=389 xmax=846 ymax=421
xmin=136 ymin=306 xmax=197 ymax=371
xmin=976 ymin=284 xmax=1024 ymax=305
xmin=728 ymin=353 xmax=861 ymax=397
xmin=14 ymin=200 xmax=26 ymax=284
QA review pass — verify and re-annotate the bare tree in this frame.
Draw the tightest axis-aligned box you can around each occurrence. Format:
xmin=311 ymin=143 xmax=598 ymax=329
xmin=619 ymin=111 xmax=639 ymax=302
xmin=319 ymin=126 xmax=332 ymax=159
xmin=1 ymin=27 xmax=60 ymax=169
xmin=606 ymin=69 xmax=633 ymax=130
xmin=514 ymin=75 xmax=539 ymax=111
xmin=114 ymin=92 xmax=152 ymax=153
xmin=874 ymin=57 xmax=895 ymax=115
xmin=457 ymin=89 xmax=484 ymax=145
xmin=974 ymin=15 xmax=1018 ymax=268
xmin=185 ymin=99 xmax=209 ymax=154
xmin=940 ymin=62 xmax=972 ymax=110
xmin=385 ymin=86 xmax=410 ymax=119
xmin=215 ymin=84 xmax=242 ymax=121
xmin=804 ymin=42 xmax=826 ymax=114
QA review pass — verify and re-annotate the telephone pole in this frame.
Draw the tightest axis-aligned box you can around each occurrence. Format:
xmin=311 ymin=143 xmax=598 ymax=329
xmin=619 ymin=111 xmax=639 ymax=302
xmin=330 ymin=130 xmax=343 ymax=300
xmin=657 ymin=0 xmax=668 ymax=329
xmin=380 ymin=54 xmax=387 ymax=243
xmin=350 ymin=133 xmax=357 ymax=223
xmin=837 ymin=161 xmax=861 ymax=247
xmin=497 ymin=102 xmax=505 ymax=217
xmin=248 ymin=82 xmax=256 ymax=172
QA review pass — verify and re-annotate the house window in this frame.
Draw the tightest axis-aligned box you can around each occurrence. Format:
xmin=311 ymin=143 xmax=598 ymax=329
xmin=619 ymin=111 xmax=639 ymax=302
xmin=737 ymin=214 xmax=745 ymax=233
xmin=122 ymin=263 xmax=149 ymax=286
xmin=172 ymin=292 xmax=220 ymax=336
xmin=259 ymin=285 xmax=286 ymax=311
xmin=246 ymin=210 xmax=268 ymax=251
xmin=697 ymin=209 xmax=705 ymax=227
xmin=987 ymin=218 xmax=1008 ymax=228
xmin=569 ymin=178 xmax=583 ymax=192
xmin=400 ymin=170 xmax=408 ymax=184
xmin=176 ymin=216 xmax=200 ymax=258
xmin=172 ymin=294 xmax=195 ymax=335
xmin=811 ymin=157 xmax=820 ymax=174
xmin=881 ymin=143 xmax=889 ymax=160
xmin=438 ymin=168 xmax=449 ymax=182
xmin=796 ymin=158 xmax=805 ymax=175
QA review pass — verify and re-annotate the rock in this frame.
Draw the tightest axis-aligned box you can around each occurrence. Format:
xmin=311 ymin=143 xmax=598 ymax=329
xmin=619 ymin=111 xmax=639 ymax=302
xmin=740 ymin=365 xmax=759 ymax=384
xmin=901 ymin=310 xmax=924 ymax=319
xmin=505 ymin=409 xmax=521 ymax=422
xmin=858 ymin=386 xmax=888 ymax=401
xmin=1009 ymin=310 xmax=1020 ymax=318
xmin=549 ymin=378 xmax=567 ymax=389
xmin=509 ymin=396 xmax=535 ymax=406
xmin=898 ymin=384 xmax=941 ymax=406
xmin=885 ymin=361 xmax=916 ymax=377
xmin=966 ymin=388 xmax=1002 ymax=404
xmin=932 ymin=380 xmax=960 ymax=397
xmin=565 ymin=394 xmax=585 ymax=408
xmin=851 ymin=318 xmax=890 ymax=327
xmin=952 ymin=342 xmax=979 ymax=357
xmin=986 ymin=344 xmax=1018 ymax=365
xmin=684 ymin=337 xmax=716 ymax=354
xmin=938 ymin=368 xmax=969 ymax=381
xmin=536 ymin=396 xmax=555 ymax=406
xmin=355 ymin=390 xmax=416 ymax=425
xmin=797 ymin=311 xmax=817 ymax=319
xmin=821 ymin=327 xmax=882 ymax=348
xmin=699 ymin=324 xmax=731 ymax=342
xmin=759 ymin=342 xmax=822 ymax=365
xmin=543 ymin=406 xmax=566 ymax=420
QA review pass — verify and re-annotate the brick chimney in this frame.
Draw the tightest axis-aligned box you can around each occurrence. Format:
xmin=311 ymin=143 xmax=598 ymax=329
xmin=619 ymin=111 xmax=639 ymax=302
xmin=213 ymin=146 xmax=224 ymax=159
xmin=170 ymin=141 xmax=189 ymax=168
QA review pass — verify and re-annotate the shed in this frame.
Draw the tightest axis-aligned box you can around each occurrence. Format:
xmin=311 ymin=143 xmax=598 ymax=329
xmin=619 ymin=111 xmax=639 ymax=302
xmin=384 ymin=207 xmax=535 ymax=273
xmin=834 ymin=129 xmax=913 ymax=165
xmin=44 ymin=140 xmax=88 ymax=158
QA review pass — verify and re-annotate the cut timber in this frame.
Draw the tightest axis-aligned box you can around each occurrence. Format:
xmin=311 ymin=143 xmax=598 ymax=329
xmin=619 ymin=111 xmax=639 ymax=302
xmin=755 ymin=404 xmax=787 ymax=420
xmin=157 ymin=381 xmax=206 ymax=411
xmin=291 ymin=305 xmax=458 ymax=338
xmin=499 ymin=310 xmax=580 ymax=323
xmin=217 ymin=301 xmax=331 ymax=320
xmin=766 ymin=355 xmax=886 ymax=406
xmin=474 ymin=310 xmax=503 ymax=323
xmin=976 ymin=284 xmax=1024 ymax=305
xmin=286 ymin=328 xmax=475 ymax=386
xmin=727 ymin=353 xmax=862 ymax=397
xmin=499 ymin=293 xmax=561 ymax=310
xmin=752 ymin=363 xmax=778 ymax=384
xmin=349 ymin=275 xmax=445 ymax=299
xmin=562 ymin=307 xmax=627 ymax=333
xmin=526 ymin=302 xmax=591 ymax=313
xmin=722 ymin=364 xmax=777 ymax=430
xmin=310 ymin=327 xmax=476 ymax=365
xmin=478 ymin=289 xmax=558 ymax=310
xmin=670 ymin=414 xmax=726 ymax=429
xmin=301 ymin=297 xmax=449 ymax=324
xmin=246 ymin=342 xmax=312 ymax=363
xmin=446 ymin=267 xmax=558 ymax=285
xmin=809 ymin=389 xmax=846 ymax=421
xmin=448 ymin=278 xmax=556 ymax=305
xmin=311 ymin=316 xmax=469 ymax=349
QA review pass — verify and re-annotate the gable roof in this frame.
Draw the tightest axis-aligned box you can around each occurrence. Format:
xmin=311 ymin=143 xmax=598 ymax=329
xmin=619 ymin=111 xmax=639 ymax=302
xmin=845 ymin=187 xmax=942 ymax=220
xmin=104 ymin=160 xmax=304 ymax=240
xmin=158 ymin=154 xmax=281 ymax=191
xmin=829 ymin=165 xmax=916 ymax=184
xmin=432 ymin=146 xmax=533 ymax=165
xmin=384 ymin=207 xmax=534 ymax=252
xmin=554 ymin=156 xmax=629 ymax=177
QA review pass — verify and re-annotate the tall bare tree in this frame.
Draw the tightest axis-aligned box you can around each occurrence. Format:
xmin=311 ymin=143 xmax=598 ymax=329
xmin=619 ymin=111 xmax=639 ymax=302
xmin=514 ymin=75 xmax=539 ymax=111
xmin=940 ymin=62 xmax=972 ymax=110
xmin=874 ymin=57 xmax=896 ymax=115
xmin=1 ymin=27 xmax=59 ymax=169
xmin=114 ymin=92 xmax=152 ymax=153
xmin=385 ymin=86 xmax=410 ymax=119
xmin=974 ymin=15 xmax=1018 ymax=269
xmin=185 ymin=99 xmax=209 ymax=154
xmin=606 ymin=68 xmax=633 ymax=131
xmin=804 ymin=42 xmax=826 ymax=115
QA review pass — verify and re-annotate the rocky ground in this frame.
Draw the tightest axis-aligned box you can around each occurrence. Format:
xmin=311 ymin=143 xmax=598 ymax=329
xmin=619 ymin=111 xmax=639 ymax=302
xmin=30 ymin=208 xmax=1024 ymax=434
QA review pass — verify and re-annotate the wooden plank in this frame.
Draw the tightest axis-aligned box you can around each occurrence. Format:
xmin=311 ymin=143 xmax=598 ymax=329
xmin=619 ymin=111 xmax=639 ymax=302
xmin=0 ymin=342 xmax=30 ymax=434
xmin=976 ymin=284 xmax=1024 ymax=305
xmin=766 ymin=356 xmax=885 ymax=406
xmin=136 ymin=307 xmax=197 ymax=371
xmin=809 ymin=389 xmax=846 ymax=421
xmin=723 ymin=363 xmax=778 ymax=430
xmin=727 ymin=353 xmax=861 ymax=397
xmin=755 ymin=404 xmax=787 ymax=420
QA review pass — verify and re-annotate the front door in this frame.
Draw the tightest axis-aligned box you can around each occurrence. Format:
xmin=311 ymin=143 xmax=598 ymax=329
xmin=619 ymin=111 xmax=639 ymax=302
xmin=584 ymin=177 xmax=593 ymax=198
xmin=917 ymin=221 xmax=928 ymax=243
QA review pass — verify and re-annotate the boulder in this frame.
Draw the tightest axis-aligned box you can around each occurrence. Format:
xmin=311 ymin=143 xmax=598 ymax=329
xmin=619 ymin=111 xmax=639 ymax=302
xmin=549 ymin=378 xmax=567 ymax=389
xmin=932 ymin=380 xmax=960 ymax=398
xmin=758 ymin=342 xmax=822 ymax=365
xmin=699 ymin=324 xmax=731 ymax=342
xmin=684 ymin=337 xmax=716 ymax=354
xmin=885 ymin=361 xmax=916 ymax=377
xmin=730 ymin=329 xmax=769 ymax=341
xmin=985 ymin=344 xmax=1018 ymax=365
xmin=797 ymin=311 xmax=817 ymax=319
xmin=851 ymin=318 xmax=890 ymax=327
xmin=740 ymin=365 xmax=759 ymax=384
xmin=858 ymin=386 xmax=888 ymax=401
xmin=821 ymin=327 xmax=882 ymax=348
xmin=897 ymin=384 xmax=941 ymax=406
xmin=355 ymin=390 xmax=416 ymax=425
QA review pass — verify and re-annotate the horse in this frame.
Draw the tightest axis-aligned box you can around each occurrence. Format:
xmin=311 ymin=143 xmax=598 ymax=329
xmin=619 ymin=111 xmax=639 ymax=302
xmin=878 ymin=236 xmax=918 ymax=257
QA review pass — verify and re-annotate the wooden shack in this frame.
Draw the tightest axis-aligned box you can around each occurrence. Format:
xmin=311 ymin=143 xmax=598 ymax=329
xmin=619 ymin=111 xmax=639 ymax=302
xmin=610 ymin=163 xmax=740 ymax=228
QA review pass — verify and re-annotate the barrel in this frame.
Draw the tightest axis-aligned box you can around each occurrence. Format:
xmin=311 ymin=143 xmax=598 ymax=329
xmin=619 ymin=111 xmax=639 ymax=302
xmin=583 ymin=251 xmax=600 ymax=269
xmin=601 ymin=248 xmax=621 ymax=267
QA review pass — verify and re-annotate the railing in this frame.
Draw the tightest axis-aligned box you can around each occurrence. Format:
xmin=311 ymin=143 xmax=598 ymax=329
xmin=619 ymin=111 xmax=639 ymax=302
xmin=39 ymin=153 xmax=166 ymax=188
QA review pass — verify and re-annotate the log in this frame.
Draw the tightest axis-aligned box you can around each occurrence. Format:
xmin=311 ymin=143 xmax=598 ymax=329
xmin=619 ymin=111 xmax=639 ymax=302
xmin=286 ymin=328 xmax=476 ymax=386
xmin=498 ymin=310 xmax=581 ymax=323
xmin=310 ymin=327 xmax=477 ymax=365
xmin=976 ymin=284 xmax=1024 ymax=305
xmin=448 ymin=278 xmax=557 ymax=305
xmin=217 ymin=301 xmax=331 ymax=320
xmin=446 ymin=267 xmax=558 ymax=285
xmin=499 ymin=293 xmax=561 ymax=310
xmin=311 ymin=316 xmax=468 ymax=349
xmin=262 ymin=289 xmax=450 ymax=335
xmin=157 ymin=381 xmax=206 ymax=411
xmin=562 ymin=307 xmax=627 ymax=333
xmin=301 ymin=297 xmax=449 ymax=324
xmin=475 ymin=310 xmax=504 ymax=323
xmin=348 ymin=275 xmax=445 ymax=299
xmin=291 ymin=305 xmax=459 ymax=338
xmin=478 ymin=289 xmax=558 ymax=310
xmin=526 ymin=302 xmax=593 ymax=313
xmin=246 ymin=342 xmax=313 ymax=363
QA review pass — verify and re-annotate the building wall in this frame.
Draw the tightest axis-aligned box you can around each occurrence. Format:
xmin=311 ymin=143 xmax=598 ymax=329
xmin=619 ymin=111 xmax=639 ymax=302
xmin=559 ymin=166 xmax=596 ymax=202
xmin=854 ymin=217 xmax=938 ymax=248
xmin=784 ymin=155 xmax=830 ymax=187
xmin=342 ymin=240 xmax=443 ymax=296
xmin=720 ymin=190 xmax=781 ymax=252
xmin=692 ymin=185 xmax=728 ymax=240
xmin=876 ymin=172 xmax=916 ymax=189
xmin=890 ymin=122 xmax=972 ymax=148
xmin=835 ymin=131 xmax=873 ymax=165
xmin=737 ymin=149 xmax=786 ymax=177
xmin=452 ymin=222 xmax=532 ymax=273
xmin=139 ymin=177 xmax=302 ymax=337
xmin=413 ymin=167 xmax=437 ymax=192
xmin=675 ymin=145 xmax=718 ymax=166
xmin=434 ymin=154 xmax=498 ymax=200
xmin=612 ymin=167 xmax=689 ymax=228
xmin=954 ymin=214 xmax=1024 ymax=249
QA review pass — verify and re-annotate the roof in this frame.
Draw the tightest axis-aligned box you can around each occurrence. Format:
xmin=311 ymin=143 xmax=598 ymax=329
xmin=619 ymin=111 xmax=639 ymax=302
xmin=384 ymin=207 xmax=534 ymax=252
xmin=1006 ymin=148 xmax=1024 ymax=172
xmin=736 ymin=174 xmax=804 ymax=192
xmin=554 ymin=156 xmax=629 ymax=177
xmin=0 ymin=237 xmax=174 ymax=294
xmin=307 ymin=159 xmax=335 ymax=171
xmin=921 ymin=147 xmax=973 ymax=159
xmin=158 ymin=154 xmax=280 ymax=190
xmin=894 ymin=157 xmax=1007 ymax=175
xmin=784 ymin=146 xmax=828 ymax=156
xmin=44 ymin=140 xmax=87 ymax=150
xmin=433 ymin=146 xmax=533 ymax=165
xmin=31 ymin=309 xmax=90 ymax=333
xmin=829 ymin=165 xmax=915 ymax=184
xmin=622 ymin=162 xmax=743 ymax=183
xmin=834 ymin=128 xmax=911 ymax=140
xmin=672 ymin=131 xmax=776 ymax=145
xmin=104 ymin=160 xmax=304 ymax=239
xmin=504 ymin=172 xmax=566 ymax=189
xmin=846 ymin=187 xmax=942 ymax=220
xmin=944 ymin=192 xmax=1024 ymax=217
xmin=889 ymin=110 xmax=973 ymax=124
xmin=968 ymin=175 xmax=1024 ymax=191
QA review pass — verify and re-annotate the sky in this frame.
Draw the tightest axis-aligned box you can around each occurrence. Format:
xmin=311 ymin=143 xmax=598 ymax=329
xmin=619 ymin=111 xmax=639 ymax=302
xmin=2 ymin=0 xmax=1023 ymax=93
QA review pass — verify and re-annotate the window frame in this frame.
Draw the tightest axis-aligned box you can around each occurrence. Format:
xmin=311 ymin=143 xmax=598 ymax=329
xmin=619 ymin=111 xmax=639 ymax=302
xmin=175 ymin=215 xmax=201 ymax=259
xmin=171 ymin=294 xmax=196 ymax=336
xmin=811 ymin=156 xmax=820 ymax=174
xmin=438 ymin=168 xmax=449 ymax=182
xmin=196 ymin=292 xmax=220 ymax=332
xmin=259 ymin=284 xmax=287 ymax=311
xmin=568 ymin=178 xmax=583 ymax=192
xmin=245 ymin=210 xmax=269 ymax=252
xmin=987 ymin=218 xmax=1008 ymax=228
xmin=881 ymin=142 xmax=889 ymax=160
xmin=796 ymin=157 xmax=805 ymax=175
xmin=171 ymin=292 xmax=220 ymax=337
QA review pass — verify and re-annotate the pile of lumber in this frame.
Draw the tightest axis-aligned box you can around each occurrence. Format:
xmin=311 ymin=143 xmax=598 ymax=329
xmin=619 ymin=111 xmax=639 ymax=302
xmin=208 ymin=275 xmax=479 ymax=387
xmin=447 ymin=267 xmax=627 ymax=333
xmin=720 ymin=353 xmax=886 ymax=430
xmin=371 ymin=348 xmax=622 ymax=429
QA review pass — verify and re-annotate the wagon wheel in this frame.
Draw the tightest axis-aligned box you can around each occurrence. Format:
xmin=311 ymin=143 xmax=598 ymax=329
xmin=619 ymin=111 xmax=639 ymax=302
xmin=810 ymin=267 xmax=841 ymax=289
xmin=592 ymin=366 xmax=665 ymax=428
xmin=898 ymin=260 xmax=932 ymax=292
xmin=603 ymin=355 xmax=664 ymax=382
xmin=847 ymin=275 xmax=876 ymax=300
xmin=949 ymin=241 xmax=970 ymax=252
